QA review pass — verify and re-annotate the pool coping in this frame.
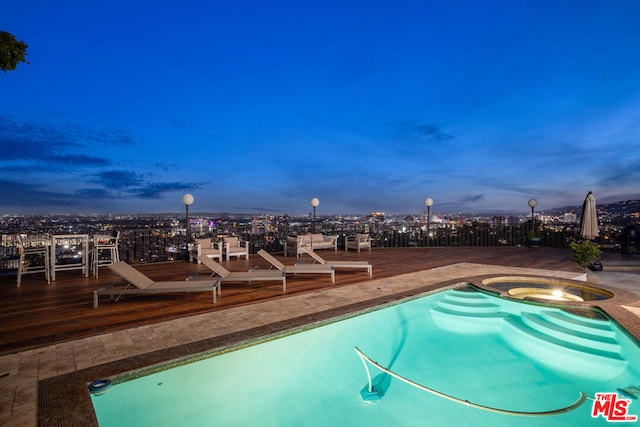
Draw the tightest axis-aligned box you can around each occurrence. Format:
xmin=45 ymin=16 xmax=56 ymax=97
xmin=37 ymin=269 xmax=640 ymax=426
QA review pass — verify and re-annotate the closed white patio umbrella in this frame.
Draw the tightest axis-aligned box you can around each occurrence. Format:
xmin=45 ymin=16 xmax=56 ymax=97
xmin=580 ymin=191 xmax=599 ymax=239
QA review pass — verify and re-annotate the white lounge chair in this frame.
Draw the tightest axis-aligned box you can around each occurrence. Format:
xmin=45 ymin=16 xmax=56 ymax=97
xmin=345 ymin=233 xmax=372 ymax=252
xmin=195 ymin=237 xmax=223 ymax=262
xmin=257 ymin=249 xmax=335 ymax=283
xmin=299 ymin=246 xmax=372 ymax=277
xmin=223 ymin=236 xmax=249 ymax=261
xmin=93 ymin=261 xmax=220 ymax=307
xmin=197 ymin=255 xmax=287 ymax=291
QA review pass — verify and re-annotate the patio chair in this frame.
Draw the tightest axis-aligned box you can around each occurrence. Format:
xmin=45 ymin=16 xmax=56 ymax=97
xmin=91 ymin=231 xmax=120 ymax=278
xmin=16 ymin=233 xmax=51 ymax=287
xmin=345 ymin=233 xmax=372 ymax=252
xmin=196 ymin=255 xmax=287 ymax=291
xmin=299 ymin=246 xmax=372 ymax=277
xmin=195 ymin=237 xmax=222 ymax=263
xmin=93 ymin=261 xmax=220 ymax=307
xmin=257 ymin=249 xmax=335 ymax=283
xmin=223 ymin=236 xmax=249 ymax=261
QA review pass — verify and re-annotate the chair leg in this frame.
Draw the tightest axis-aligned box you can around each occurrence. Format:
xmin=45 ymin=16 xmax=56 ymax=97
xmin=16 ymin=253 xmax=24 ymax=287
xmin=44 ymin=250 xmax=51 ymax=284
xmin=93 ymin=247 xmax=100 ymax=278
xmin=93 ymin=245 xmax=118 ymax=278
xmin=17 ymin=249 xmax=51 ymax=286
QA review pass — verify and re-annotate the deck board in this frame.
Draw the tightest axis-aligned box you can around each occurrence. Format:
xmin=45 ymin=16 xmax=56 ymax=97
xmin=0 ymin=247 xmax=582 ymax=354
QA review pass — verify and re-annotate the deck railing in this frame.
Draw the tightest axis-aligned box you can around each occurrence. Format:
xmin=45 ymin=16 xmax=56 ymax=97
xmin=0 ymin=223 xmax=631 ymax=276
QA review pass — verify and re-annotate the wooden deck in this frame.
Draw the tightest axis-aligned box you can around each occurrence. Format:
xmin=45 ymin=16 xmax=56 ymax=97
xmin=0 ymin=247 xmax=584 ymax=354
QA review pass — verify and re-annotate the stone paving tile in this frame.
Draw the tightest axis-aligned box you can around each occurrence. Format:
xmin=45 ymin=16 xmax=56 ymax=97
xmin=12 ymin=383 xmax=36 ymax=414
xmin=55 ymin=344 xmax=78 ymax=370
xmin=0 ymin=353 xmax=21 ymax=376
xmin=2 ymin=405 xmax=35 ymax=427
xmin=0 ymin=383 xmax=15 ymax=419
xmin=74 ymin=351 xmax=96 ymax=371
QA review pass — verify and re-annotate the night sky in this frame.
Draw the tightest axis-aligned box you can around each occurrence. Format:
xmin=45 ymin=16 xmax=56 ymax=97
xmin=2 ymin=1 xmax=639 ymax=215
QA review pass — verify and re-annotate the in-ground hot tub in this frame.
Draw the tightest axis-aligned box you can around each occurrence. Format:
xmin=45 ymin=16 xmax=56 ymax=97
xmin=481 ymin=276 xmax=614 ymax=303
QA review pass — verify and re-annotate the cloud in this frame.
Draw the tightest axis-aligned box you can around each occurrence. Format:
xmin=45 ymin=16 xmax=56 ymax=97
xmin=0 ymin=179 xmax=83 ymax=207
xmin=51 ymin=154 xmax=110 ymax=167
xmin=598 ymin=158 xmax=640 ymax=188
xmin=128 ymin=182 xmax=202 ymax=199
xmin=461 ymin=194 xmax=485 ymax=203
xmin=91 ymin=170 xmax=144 ymax=189
xmin=0 ymin=116 xmax=115 ymax=167
xmin=78 ymin=128 xmax=135 ymax=147
xmin=394 ymin=121 xmax=455 ymax=143
xmin=74 ymin=188 xmax=116 ymax=199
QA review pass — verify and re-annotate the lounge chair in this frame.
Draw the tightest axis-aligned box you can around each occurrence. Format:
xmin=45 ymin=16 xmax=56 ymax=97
xmin=257 ymin=249 xmax=335 ymax=283
xmin=299 ymin=246 xmax=372 ymax=277
xmin=196 ymin=255 xmax=287 ymax=291
xmin=93 ymin=261 xmax=220 ymax=308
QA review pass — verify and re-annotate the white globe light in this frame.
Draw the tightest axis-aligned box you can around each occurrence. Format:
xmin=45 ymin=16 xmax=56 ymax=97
xmin=182 ymin=193 xmax=194 ymax=206
xmin=528 ymin=199 xmax=537 ymax=208
xmin=424 ymin=197 xmax=434 ymax=207
xmin=310 ymin=197 xmax=320 ymax=208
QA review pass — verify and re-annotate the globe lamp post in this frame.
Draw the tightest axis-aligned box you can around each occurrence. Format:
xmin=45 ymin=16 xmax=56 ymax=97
xmin=528 ymin=198 xmax=538 ymax=244
xmin=182 ymin=193 xmax=194 ymax=248
xmin=424 ymin=197 xmax=434 ymax=246
xmin=310 ymin=197 xmax=320 ymax=233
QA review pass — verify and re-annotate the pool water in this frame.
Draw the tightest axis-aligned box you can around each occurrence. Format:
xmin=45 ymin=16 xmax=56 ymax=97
xmin=91 ymin=287 xmax=640 ymax=426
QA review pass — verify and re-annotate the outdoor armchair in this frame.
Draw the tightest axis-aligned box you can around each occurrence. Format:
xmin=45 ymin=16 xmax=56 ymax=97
xmin=345 ymin=233 xmax=372 ymax=252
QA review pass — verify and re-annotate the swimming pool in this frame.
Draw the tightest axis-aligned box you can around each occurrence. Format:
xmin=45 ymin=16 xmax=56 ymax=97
xmin=91 ymin=286 xmax=640 ymax=426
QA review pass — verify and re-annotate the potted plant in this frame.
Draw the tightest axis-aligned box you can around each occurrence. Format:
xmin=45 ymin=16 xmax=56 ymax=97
xmin=569 ymin=240 xmax=602 ymax=271
xmin=527 ymin=231 xmax=541 ymax=247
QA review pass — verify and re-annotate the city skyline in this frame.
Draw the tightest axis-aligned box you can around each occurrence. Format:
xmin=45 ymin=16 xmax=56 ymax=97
xmin=2 ymin=1 xmax=640 ymax=216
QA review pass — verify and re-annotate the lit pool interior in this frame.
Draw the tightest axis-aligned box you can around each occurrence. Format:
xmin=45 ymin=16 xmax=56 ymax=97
xmin=91 ymin=286 xmax=640 ymax=426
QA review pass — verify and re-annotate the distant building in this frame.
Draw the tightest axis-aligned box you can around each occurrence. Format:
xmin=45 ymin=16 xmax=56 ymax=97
xmin=368 ymin=212 xmax=385 ymax=222
xmin=507 ymin=216 xmax=520 ymax=227
xmin=492 ymin=216 xmax=506 ymax=226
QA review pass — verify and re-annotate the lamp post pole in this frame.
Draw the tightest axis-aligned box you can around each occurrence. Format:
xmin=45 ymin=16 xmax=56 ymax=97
xmin=182 ymin=194 xmax=194 ymax=260
xmin=528 ymin=198 xmax=537 ymax=237
xmin=310 ymin=197 xmax=320 ymax=233
xmin=424 ymin=197 xmax=433 ymax=247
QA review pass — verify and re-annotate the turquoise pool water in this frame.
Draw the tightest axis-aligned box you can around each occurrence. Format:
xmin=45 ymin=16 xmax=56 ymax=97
xmin=91 ymin=287 xmax=640 ymax=426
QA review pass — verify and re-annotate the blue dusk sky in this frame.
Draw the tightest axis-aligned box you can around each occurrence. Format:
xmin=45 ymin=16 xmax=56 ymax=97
xmin=1 ymin=1 xmax=639 ymax=216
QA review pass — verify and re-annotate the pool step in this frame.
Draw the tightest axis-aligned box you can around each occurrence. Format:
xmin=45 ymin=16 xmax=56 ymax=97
xmin=430 ymin=291 xmax=506 ymax=332
xmin=519 ymin=311 xmax=621 ymax=354
xmin=503 ymin=314 xmax=628 ymax=380
xmin=504 ymin=315 xmax=626 ymax=376
xmin=505 ymin=313 xmax=626 ymax=363
xmin=539 ymin=310 xmax=616 ymax=339
xmin=432 ymin=290 xmax=502 ymax=315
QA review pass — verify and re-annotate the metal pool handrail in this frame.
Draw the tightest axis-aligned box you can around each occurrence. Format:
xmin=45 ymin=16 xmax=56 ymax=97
xmin=354 ymin=346 xmax=588 ymax=417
